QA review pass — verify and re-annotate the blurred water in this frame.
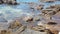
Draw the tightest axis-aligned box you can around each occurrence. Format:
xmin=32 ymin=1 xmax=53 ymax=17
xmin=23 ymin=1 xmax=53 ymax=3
xmin=0 ymin=0 xmax=60 ymax=21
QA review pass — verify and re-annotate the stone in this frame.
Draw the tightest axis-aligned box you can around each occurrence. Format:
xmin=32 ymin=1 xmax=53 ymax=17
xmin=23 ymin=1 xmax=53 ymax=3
xmin=35 ymin=5 xmax=44 ymax=10
xmin=7 ymin=1 xmax=18 ymax=5
xmin=39 ymin=0 xmax=55 ymax=3
xmin=0 ymin=30 xmax=11 ymax=34
xmin=0 ymin=17 xmax=8 ymax=22
xmin=21 ymin=28 xmax=49 ymax=34
xmin=0 ymin=0 xmax=4 ymax=4
xmin=46 ymin=5 xmax=60 ymax=12
xmin=0 ymin=0 xmax=18 ymax=5
xmin=15 ymin=26 xmax=26 ymax=34
xmin=50 ymin=29 xmax=59 ymax=34
xmin=47 ymin=22 xmax=57 ymax=25
xmin=33 ymin=16 xmax=41 ymax=21
xmin=23 ymin=16 xmax=33 ymax=22
xmin=8 ymin=20 xmax=22 ymax=29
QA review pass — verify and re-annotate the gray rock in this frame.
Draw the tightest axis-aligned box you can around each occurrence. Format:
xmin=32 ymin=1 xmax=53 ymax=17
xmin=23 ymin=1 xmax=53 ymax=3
xmin=0 ymin=17 xmax=8 ymax=22
xmin=0 ymin=0 xmax=19 ymax=5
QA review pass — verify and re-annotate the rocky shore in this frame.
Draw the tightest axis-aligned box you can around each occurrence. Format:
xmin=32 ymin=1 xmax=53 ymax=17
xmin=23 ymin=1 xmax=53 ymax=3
xmin=0 ymin=0 xmax=60 ymax=34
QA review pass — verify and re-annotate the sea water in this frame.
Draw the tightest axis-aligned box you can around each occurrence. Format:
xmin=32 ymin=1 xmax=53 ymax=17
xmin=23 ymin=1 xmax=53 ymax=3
xmin=0 ymin=0 xmax=60 ymax=22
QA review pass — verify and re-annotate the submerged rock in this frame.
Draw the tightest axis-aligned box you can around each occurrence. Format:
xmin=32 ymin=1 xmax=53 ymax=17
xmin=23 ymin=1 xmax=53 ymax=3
xmin=40 ymin=0 xmax=55 ymax=3
xmin=0 ymin=17 xmax=8 ymax=22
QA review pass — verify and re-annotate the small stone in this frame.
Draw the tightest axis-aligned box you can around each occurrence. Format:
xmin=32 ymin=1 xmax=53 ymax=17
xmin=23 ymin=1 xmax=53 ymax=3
xmin=23 ymin=16 xmax=33 ymax=22
xmin=8 ymin=20 xmax=22 ymax=29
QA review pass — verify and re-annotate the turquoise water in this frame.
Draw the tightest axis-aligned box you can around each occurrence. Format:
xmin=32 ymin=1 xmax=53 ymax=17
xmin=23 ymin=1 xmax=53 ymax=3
xmin=0 ymin=0 xmax=60 ymax=21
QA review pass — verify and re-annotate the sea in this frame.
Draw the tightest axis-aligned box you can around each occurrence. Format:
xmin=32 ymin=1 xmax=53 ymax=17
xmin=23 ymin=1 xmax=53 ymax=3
xmin=0 ymin=0 xmax=60 ymax=21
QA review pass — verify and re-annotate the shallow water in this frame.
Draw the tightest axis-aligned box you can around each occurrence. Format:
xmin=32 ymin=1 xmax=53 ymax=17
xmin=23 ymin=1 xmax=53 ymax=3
xmin=0 ymin=0 xmax=60 ymax=22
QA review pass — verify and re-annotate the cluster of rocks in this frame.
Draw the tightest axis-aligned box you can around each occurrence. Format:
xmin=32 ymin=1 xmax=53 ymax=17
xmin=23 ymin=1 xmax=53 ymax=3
xmin=0 ymin=0 xmax=18 ymax=5
xmin=0 ymin=1 xmax=60 ymax=34
xmin=30 ymin=21 xmax=59 ymax=34
xmin=22 ymin=15 xmax=41 ymax=23
xmin=41 ymin=4 xmax=60 ymax=19
xmin=0 ymin=20 xmax=26 ymax=34
xmin=0 ymin=15 xmax=59 ymax=34
xmin=39 ymin=0 xmax=60 ymax=3
xmin=29 ymin=3 xmax=44 ymax=11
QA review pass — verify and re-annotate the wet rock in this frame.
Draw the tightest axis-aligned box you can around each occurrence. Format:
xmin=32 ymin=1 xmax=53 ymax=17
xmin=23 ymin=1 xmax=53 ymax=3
xmin=49 ymin=29 xmax=59 ymax=34
xmin=35 ymin=5 xmax=44 ymax=10
xmin=46 ymin=5 xmax=60 ymax=11
xmin=0 ymin=17 xmax=8 ymax=22
xmin=42 ymin=9 xmax=53 ymax=15
xmin=33 ymin=16 xmax=41 ymax=21
xmin=40 ymin=0 xmax=55 ymax=3
xmin=15 ymin=26 xmax=26 ymax=34
xmin=23 ymin=16 xmax=33 ymax=22
xmin=31 ymin=26 xmax=45 ymax=31
xmin=26 ymin=18 xmax=33 ymax=22
xmin=0 ymin=0 xmax=18 ymax=5
xmin=0 ymin=30 xmax=11 ymax=34
xmin=7 ymin=1 xmax=18 ymax=5
xmin=41 ymin=7 xmax=60 ymax=19
xmin=47 ymin=22 xmax=57 ymax=25
xmin=8 ymin=20 xmax=22 ymax=29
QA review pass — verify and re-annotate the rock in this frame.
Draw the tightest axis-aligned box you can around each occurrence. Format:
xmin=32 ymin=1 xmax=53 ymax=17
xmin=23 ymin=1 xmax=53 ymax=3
xmin=47 ymin=22 xmax=57 ymax=25
xmin=0 ymin=17 xmax=8 ymax=22
xmin=40 ymin=0 xmax=55 ymax=3
xmin=8 ymin=20 xmax=22 ymax=29
xmin=33 ymin=16 xmax=41 ymax=21
xmin=15 ymin=26 xmax=26 ymax=34
xmin=0 ymin=0 xmax=4 ymax=4
xmin=23 ymin=16 xmax=33 ymax=22
xmin=26 ymin=18 xmax=33 ymax=22
xmin=46 ymin=5 xmax=60 ymax=12
xmin=35 ymin=5 xmax=44 ymax=10
xmin=49 ymin=29 xmax=59 ymax=34
xmin=7 ymin=1 xmax=18 ymax=5
xmin=0 ymin=0 xmax=18 ymax=5
xmin=42 ymin=9 xmax=53 ymax=15
xmin=0 ymin=30 xmax=11 ymax=34
xmin=41 ymin=8 xmax=60 ymax=20
xmin=45 ymin=24 xmax=59 ymax=34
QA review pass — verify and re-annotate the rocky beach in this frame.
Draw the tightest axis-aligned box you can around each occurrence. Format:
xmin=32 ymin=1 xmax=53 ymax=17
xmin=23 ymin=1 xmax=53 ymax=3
xmin=0 ymin=0 xmax=60 ymax=34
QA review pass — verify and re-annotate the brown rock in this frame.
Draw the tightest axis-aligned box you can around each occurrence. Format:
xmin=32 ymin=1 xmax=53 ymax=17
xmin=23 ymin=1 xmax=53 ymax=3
xmin=8 ymin=20 xmax=22 ymax=29
xmin=47 ymin=22 xmax=57 ymax=25
xmin=50 ymin=29 xmax=59 ymax=34
xmin=36 ymin=5 xmax=44 ymax=10
xmin=0 ymin=30 xmax=11 ymax=34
